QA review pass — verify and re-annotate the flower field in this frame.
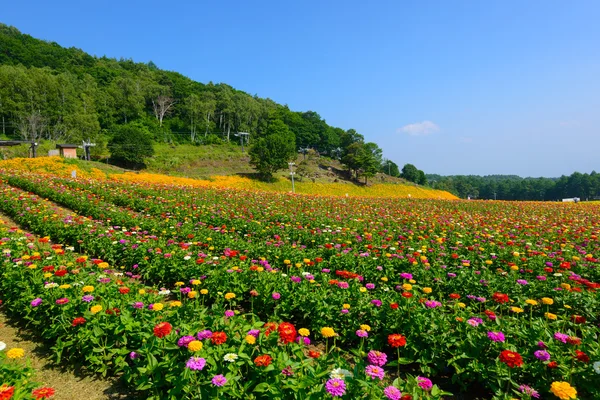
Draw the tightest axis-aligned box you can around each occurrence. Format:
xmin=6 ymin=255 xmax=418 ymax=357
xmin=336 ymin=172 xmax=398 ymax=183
xmin=0 ymin=165 xmax=599 ymax=399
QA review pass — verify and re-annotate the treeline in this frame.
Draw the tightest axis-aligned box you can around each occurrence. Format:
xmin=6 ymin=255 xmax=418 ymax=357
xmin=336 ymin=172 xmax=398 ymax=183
xmin=0 ymin=23 xmax=395 ymax=181
xmin=427 ymin=172 xmax=600 ymax=201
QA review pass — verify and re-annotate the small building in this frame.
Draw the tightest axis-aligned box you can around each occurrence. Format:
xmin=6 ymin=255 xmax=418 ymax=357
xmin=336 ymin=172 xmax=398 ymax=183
xmin=56 ymin=144 xmax=79 ymax=159
xmin=562 ymin=198 xmax=580 ymax=203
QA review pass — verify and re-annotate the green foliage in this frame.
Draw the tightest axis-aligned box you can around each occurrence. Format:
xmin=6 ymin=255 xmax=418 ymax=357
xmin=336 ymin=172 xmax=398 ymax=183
xmin=249 ymin=120 xmax=296 ymax=178
xmin=401 ymin=163 xmax=427 ymax=184
xmin=108 ymin=123 xmax=154 ymax=168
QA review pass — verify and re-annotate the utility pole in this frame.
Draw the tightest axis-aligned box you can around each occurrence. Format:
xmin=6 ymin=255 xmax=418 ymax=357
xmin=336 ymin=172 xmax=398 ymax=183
xmin=82 ymin=139 xmax=96 ymax=161
xmin=289 ymin=162 xmax=296 ymax=193
xmin=298 ymin=147 xmax=310 ymax=161
xmin=493 ymin=192 xmax=497 ymax=200
xmin=235 ymin=132 xmax=250 ymax=152
xmin=30 ymin=141 xmax=38 ymax=158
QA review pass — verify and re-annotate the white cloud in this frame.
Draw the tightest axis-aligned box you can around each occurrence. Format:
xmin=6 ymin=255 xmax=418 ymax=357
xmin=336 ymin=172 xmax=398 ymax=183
xmin=398 ymin=121 xmax=440 ymax=136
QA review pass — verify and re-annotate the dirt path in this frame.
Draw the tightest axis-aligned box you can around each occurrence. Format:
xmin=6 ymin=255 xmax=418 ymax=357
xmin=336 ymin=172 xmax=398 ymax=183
xmin=0 ymin=212 xmax=132 ymax=400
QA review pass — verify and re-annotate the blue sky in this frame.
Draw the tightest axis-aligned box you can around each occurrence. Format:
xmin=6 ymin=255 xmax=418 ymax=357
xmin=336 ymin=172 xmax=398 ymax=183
xmin=3 ymin=1 xmax=599 ymax=177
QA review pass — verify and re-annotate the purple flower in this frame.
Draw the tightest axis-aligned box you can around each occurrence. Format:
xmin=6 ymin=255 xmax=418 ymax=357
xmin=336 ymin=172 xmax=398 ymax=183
xmin=281 ymin=366 xmax=293 ymax=377
xmin=296 ymin=336 xmax=311 ymax=345
xmin=197 ymin=330 xmax=213 ymax=340
xmin=224 ymin=310 xmax=235 ymax=317
xmin=417 ymin=376 xmax=433 ymax=391
xmin=247 ymin=329 xmax=260 ymax=338
xmin=537 ymin=341 xmax=547 ymax=349
xmin=132 ymin=301 xmax=144 ymax=309
xmin=290 ymin=276 xmax=301 ymax=283
xmin=534 ymin=350 xmax=550 ymax=361
xmin=365 ymin=283 xmax=375 ymax=290
xmin=371 ymin=299 xmax=382 ymax=307
xmin=467 ymin=317 xmax=483 ymax=327
xmin=272 ymin=292 xmax=281 ymax=300
xmin=367 ymin=350 xmax=387 ymax=367
xmin=384 ymin=386 xmax=402 ymax=400
xmin=211 ymin=374 xmax=227 ymax=387
xmin=447 ymin=273 xmax=457 ymax=278
xmin=554 ymin=332 xmax=569 ymax=343
xmin=325 ymin=378 xmax=346 ymax=397
xmin=519 ymin=385 xmax=540 ymax=398
xmin=56 ymin=297 xmax=69 ymax=305
xmin=356 ymin=329 xmax=369 ymax=338
xmin=340 ymin=309 xmax=349 ymax=314
xmin=82 ymin=295 xmax=94 ymax=302
xmin=321 ymin=268 xmax=331 ymax=273
xmin=425 ymin=300 xmax=442 ymax=308
xmin=400 ymin=273 xmax=413 ymax=280
xmin=177 ymin=335 xmax=196 ymax=347
xmin=31 ymin=298 xmax=42 ymax=307
xmin=337 ymin=282 xmax=349 ymax=289
xmin=365 ymin=365 xmax=385 ymax=380
xmin=487 ymin=331 xmax=505 ymax=342
xmin=186 ymin=357 xmax=206 ymax=371
xmin=516 ymin=279 xmax=528 ymax=285
xmin=129 ymin=351 xmax=139 ymax=360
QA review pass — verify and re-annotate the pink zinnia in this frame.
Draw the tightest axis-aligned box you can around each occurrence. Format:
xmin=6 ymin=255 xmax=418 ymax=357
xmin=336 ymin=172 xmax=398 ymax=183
xmin=417 ymin=376 xmax=433 ymax=391
xmin=272 ymin=292 xmax=281 ymax=300
xmin=56 ymin=297 xmax=69 ymax=305
xmin=487 ymin=331 xmax=505 ymax=342
xmin=384 ymin=386 xmax=402 ymax=400
xmin=367 ymin=350 xmax=387 ymax=367
xmin=211 ymin=374 xmax=227 ymax=387
xmin=365 ymin=365 xmax=385 ymax=380
xmin=325 ymin=378 xmax=346 ymax=397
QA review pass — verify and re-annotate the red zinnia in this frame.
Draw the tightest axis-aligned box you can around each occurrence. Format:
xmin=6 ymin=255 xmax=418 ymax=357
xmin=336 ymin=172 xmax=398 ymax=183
xmin=254 ymin=354 xmax=272 ymax=367
xmin=118 ymin=287 xmax=130 ymax=294
xmin=32 ymin=387 xmax=55 ymax=399
xmin=547 ymin=361 xmax=558 ymax=368
xmin=567 ymin=336 xmax=582 ymax=346
xmin=575 ymin=350 xmax=589 ymax=363
xmin=390 ymin=302 xmax=399 ymax=309
xmin=308 ymin=350 xmax=321 ymax=358
xmin=54 ymin=270 xmax=67 ymax=277
xmin=449 ymin=293 xmax=461 ymax=300
xmin=402 ymin=292 xmax=413 ymax=298
xmin=0 ymin=385 xmax=15 ymax=400
xmin=277 ymin=322 xmax=297 ymax=344
xmin=264 ymin=322 xmax=278 ymax=337
xmin=211 ymin=331 xmax=227 ymax=345
xmin=72 ymin=317 xmax=86 ymax=327
xmin=388 ymin=334 xmax=407 ymax=348
xmin=571 ymin=315 xmax=586 ymax=324
xmin=492 ymin=292 xmax=509 ymax=304
xmin=153 ymin=322 xmax=172 ymax=338
xmin=498 ymin=350 xmax=523 ymax=368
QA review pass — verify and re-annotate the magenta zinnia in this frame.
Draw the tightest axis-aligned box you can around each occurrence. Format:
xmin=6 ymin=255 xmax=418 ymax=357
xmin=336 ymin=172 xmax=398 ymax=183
xmin=325 ymin=378 xmax=346 ymax=397
xmin=365 ymin=365 xmax=385 ymax=380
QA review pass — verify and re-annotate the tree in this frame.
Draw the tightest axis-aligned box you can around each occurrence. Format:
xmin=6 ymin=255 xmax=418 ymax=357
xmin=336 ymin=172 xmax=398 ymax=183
xmin=249 ymin=119 xmax=296 ymax=178
xmin=401 ymin=164 xmax=420 ymax=183
xmin=381 ymin=159 xmax=400 ymax=177
xmin=108 ymin=122 xmax=154 ymax=169
xmin=152 ymin=93 xmax=175 ymax=127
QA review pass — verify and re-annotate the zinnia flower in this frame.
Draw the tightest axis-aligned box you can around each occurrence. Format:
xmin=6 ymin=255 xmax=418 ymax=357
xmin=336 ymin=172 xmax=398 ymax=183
xmin=31 ymin=298 xmax=42 ymax=307
xmin=365 ymin=365 xmax=385 ymax=380
xmin=186 ymin=357 xmax=206 ymax=370
xmin=367 ymin=350 xmax=387 ymax=366
xmin=254 ymin=354 xmax=272 ymax=367
xmin=278 ymin=322 xmax=297 ymax=344
xmin=6 ymin=348 xmax=25 ymax=359
xmin=417 ymin=376 xmax=433 ymax=391
xmin=549 ymin=381 xmax=577 ymax=399
xmin=153 ymin=322 xmax=172 ymax=338
xmin=534 ymin=350 xmax=550 ymax=361
xmin=384 ymin=386 xmax=402 ymax=400
xmin=187 ymin=340 xmax=203 ymax=352
xmin=223 ymin=353 xmax=239 ymax=362
xmin=325 ymin=378 xmax=346 ymax=397
xmin=210 ymin=331 xmax=227 ymax=345
xmin=321 ymin=327 xmax=336 ymax=338
xmin=32 ymin=387 xmax=55 ymax=399
xmin=487 ymin=331 xmax=505 ymax=342
xmin=593 ymin=361 xmax=600 ymax=374
xmin=0 ymin=385 xmax=15 ymax=400
xmin=519 ymin=385 xmax=540 ymax=398
xmin=298 ymin=328 xmax=310 ymax=337
xmin=211 ymin=374 xmax=227 ymax=387
xmin=388 ymin=334 xmax=406 ymax=348
xmin=498 ymin=350 xmax=523 ymax=368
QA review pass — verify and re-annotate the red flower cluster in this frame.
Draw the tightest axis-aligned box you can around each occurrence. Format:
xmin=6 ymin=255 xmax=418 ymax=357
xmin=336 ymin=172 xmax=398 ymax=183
xmin=308 ymin=350 xmax=321 ymax=358
xmin=335 ymin=270 xmax=359 ymax=280
xmin=254 ymin=354 xmax=272 ymax=367
xmin=54 ymin=270 xmax=67 ymax=277
xmin=492 ymin=292 xmax=509 ymax=304
xmin=264 ymin=322 xmax=278 ymax=337
xmin=72 ymin=317 xmax=86 ymax=327
xmin=575 ymin=350 xmax=589 ymax=363
xmin=277 ymin=322 xmax=297 ymax=344
xmin=32 ymin=387 xmax=55 ymax=400
xmin=389 ymin=302 xmax=399 ymax=309
xmin=118 ymin=287 xmax=130 ymax=294
xmin=211 ymin=331 xmax=227 ymax=345
xmin=449 ymin=293 xmax=461 ymax=300
xmin=498 ymin=350 xmax=523 ymax=368
xmin=388 ymin=334 xmax=407 ymax=348
xmin=0 ymin=385 xmax=15 ymax=400
xmin=571 ymin=315 xmax=586 ymax=324
xmin=153 ymin=322 xmax=172 ymax=338
xmin=547 ymin=361 xmax=559 ymax=368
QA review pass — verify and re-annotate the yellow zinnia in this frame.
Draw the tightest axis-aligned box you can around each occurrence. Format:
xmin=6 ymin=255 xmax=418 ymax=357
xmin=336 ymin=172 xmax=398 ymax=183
xmin=360 ymin=324 xmax=371 ymax=332
xmin=545 ymin=312 xmax=557 ymax=320
xmin=525 ymin=299 xmax=538 ymax=306
xmin=188 ymin=290 xmax=197 ymax=298
xmin=511 ymin=307 xmax=524 ymax=313
xmin=542 ymin=297 xmax=554 ymax=305
xmin=402 ymin=283 xmax=412 ymax=291
xmin=187 ymin=340 xmax=203 ymax=352
xmin=550 ymin=381 xmax=577 ymax=399
xmin=153 ymin=303 xmax=164 ymax=311
xmin=298 ymin=328 xmax=310 ymax=337
xmin=90 ymin=305 xmax=103 ymax=314
xmin=82 ymin=285 xmax=94 ymax=293
xmin=321 ymin=327 xmax=336 ymax=338
xmin=245 ymin=335 xmax=256 ymax=344
xmin=7 ymin=348 xmax=25 ymax=359
xmin=200 ymin=289 xmax=208 ymax=295
xmin=138 ymin=289 xmax=146 ymax=295
xmin=169 ymin=301 xmax=182 ymax=308
xmin=224 ymin=292 xmax=236 ymax=300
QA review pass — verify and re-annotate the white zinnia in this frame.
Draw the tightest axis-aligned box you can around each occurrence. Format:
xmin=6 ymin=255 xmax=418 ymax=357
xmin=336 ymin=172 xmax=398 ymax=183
xmin=223 ymin=353 xmax=238 ymax=362
xmin=0 ymin=341 xmax=6 ymax=351
xmin=329 ymin=368 xmax=353 ymax=380
xmin=594 ymin=361 xmax=600 ymax=375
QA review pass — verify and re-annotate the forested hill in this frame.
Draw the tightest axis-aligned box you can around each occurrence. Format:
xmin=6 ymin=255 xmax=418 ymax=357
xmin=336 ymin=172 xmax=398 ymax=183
xmin=427 ymin=173 xmax=600 ymax=201
xmin=0 ymin=23 xmax=393 ymax=179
